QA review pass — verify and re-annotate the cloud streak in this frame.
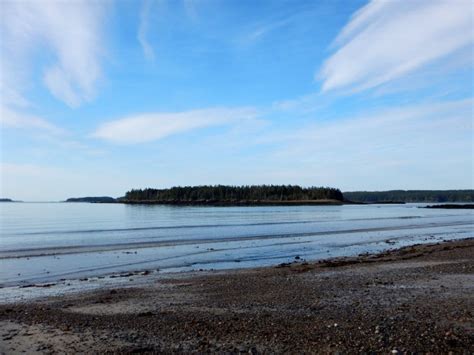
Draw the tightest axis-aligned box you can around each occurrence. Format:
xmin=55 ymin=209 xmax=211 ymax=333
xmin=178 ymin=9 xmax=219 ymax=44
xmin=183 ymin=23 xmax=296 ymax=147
xmin=0 ymin=1 xmax=108 ymax=107
xmin=0 ymin=106 xmax=63 ymax=135
xmin=92 ymin=107 xmax=258 ymax=144
xmin=138 ymin=0 xmax=156 ymax=61
xmin=243 ymin=18 xmax=292 ymax=44
xmin=319 ymin=0 xmax=473 ymax=93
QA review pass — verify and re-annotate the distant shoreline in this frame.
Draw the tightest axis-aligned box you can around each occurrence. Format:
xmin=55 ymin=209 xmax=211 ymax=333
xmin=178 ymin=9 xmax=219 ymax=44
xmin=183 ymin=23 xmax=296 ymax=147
xmin=0 ymin=198 xmax=21 ymax=203
xmin=424 ymin=204 xmax=474 ymax=209
xmin=119 ymin=199 xmax=347 ymax=206
xmin=117 ymin=199 xmax=410 ymax=206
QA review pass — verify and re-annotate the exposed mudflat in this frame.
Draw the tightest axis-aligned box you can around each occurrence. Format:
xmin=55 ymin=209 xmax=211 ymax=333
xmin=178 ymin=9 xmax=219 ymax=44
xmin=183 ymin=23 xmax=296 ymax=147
xmin=1 ymin=239 xmax=473 ymax=354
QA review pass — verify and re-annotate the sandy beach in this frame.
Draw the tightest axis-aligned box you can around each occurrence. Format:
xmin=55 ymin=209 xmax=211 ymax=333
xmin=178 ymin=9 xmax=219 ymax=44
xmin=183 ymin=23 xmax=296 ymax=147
xmin=0 ymin=238 xmax=472 ymax=353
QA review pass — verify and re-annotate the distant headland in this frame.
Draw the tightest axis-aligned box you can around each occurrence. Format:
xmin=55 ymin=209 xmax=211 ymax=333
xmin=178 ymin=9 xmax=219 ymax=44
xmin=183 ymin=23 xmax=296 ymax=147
xmin=0 ymin=198 xmax=21 ymax=203
xmin=65 ymin=196 xmax=117 ymax=203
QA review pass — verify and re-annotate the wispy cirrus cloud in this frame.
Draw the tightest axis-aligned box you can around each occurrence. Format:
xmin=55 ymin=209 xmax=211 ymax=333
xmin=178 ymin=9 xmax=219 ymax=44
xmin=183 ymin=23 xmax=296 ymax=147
xmin=243 ymin=18 xmax=292 ymax=44
xmin=0 ymin=106 xmax=63 ymax=135
xmin=0 ymin=0 xmax=108 ymax=108
xmin=137 ymin=0 xmax=156 ymax=61
xmin=319 ymin=0 xmax=473 ymax=93
xmin=92 ymin=107 xmax=259 ymax=144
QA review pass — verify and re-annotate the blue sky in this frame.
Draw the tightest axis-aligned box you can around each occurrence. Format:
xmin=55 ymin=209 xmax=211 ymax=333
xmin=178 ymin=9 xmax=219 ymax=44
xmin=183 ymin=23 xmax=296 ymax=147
xmin=1 ymin=0 xmax=473 ymax=201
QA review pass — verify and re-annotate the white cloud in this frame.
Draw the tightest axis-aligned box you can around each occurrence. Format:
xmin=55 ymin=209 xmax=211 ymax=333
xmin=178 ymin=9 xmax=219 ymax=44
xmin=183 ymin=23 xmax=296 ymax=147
xmin=138 ymin=0 xmax=156 ymax=61
xmin=92 ymin=107 xmax=258 ymax=144
xmin=244 ymin=18 xmax=291 ymax=44
xmin=271 ymin=92 xmax=332 ymax=115
xmin=319 ymin=0 xmax=473 ymax=93
xmin=0 ymin=0 xmax=108 ymax=107
xmin=0 ymin=106 xmax=63 ymax=135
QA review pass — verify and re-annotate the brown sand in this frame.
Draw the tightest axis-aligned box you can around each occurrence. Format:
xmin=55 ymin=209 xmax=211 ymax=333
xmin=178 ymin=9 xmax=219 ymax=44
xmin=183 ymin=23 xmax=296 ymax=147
xmin=1 ymin=239 xmax=473 ymax=353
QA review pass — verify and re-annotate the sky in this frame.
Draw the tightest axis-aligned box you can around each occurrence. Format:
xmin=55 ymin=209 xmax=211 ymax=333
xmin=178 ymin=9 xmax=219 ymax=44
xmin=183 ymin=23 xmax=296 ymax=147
xmin=0 ymin=0 xmax=473 ymax=201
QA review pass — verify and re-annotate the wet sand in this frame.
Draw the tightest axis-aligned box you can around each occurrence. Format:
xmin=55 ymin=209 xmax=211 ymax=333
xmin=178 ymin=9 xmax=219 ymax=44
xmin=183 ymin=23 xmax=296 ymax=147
xmin=1 ymin=238 xmax=473 ymax=353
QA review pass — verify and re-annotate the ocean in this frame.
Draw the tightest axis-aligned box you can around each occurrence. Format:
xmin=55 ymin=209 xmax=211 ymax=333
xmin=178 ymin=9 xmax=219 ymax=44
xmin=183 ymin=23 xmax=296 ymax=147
xmin=0 ymin=202 xmax=472 ymax=300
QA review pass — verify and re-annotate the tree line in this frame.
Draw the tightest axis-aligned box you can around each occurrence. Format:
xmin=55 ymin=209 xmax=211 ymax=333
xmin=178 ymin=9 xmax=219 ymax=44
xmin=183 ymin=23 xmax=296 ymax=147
xmin=122 ymin=185 xmax=344 ymax=202
xmin=343 ymin=190 xmax=474 ymax=203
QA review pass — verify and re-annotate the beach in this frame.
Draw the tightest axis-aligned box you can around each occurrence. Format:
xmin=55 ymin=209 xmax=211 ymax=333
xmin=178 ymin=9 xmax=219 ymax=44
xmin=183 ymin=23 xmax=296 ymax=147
xmin=1 ymin=238 xmax=472 ymax=353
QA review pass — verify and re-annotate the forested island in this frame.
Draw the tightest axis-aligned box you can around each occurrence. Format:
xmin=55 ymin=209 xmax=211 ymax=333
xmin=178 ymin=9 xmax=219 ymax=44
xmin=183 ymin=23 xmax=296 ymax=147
xmin=120 ymin=185 xmax=344 ymax=205
xmin=344 ymin=190 xmax=474 ymax=203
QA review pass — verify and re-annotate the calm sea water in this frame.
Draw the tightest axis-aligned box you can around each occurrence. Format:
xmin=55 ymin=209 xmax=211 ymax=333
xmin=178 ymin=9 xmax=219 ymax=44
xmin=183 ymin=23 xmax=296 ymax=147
xmin=0 ymin=203 xmax=472 ymax=292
